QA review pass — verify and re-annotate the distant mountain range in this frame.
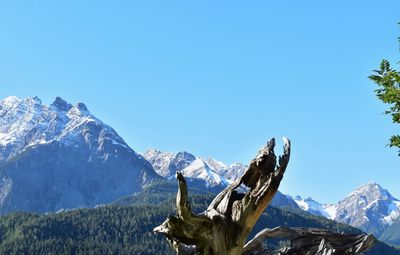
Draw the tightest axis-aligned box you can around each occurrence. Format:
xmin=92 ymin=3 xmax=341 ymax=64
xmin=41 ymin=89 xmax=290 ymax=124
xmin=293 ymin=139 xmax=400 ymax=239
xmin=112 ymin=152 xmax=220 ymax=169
xmin=0 ymin=96 xmax=399 ymax=247
xmin=290 ymin=183 xmax=400 ymax=236
xmin=143 ymin=149 xmax=246 ymax=190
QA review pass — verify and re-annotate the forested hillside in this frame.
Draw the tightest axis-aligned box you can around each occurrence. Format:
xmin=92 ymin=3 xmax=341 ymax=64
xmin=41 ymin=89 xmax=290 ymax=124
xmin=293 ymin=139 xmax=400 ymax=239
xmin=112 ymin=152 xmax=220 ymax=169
xmin=0 ymin=181 xmax=398 ymax=255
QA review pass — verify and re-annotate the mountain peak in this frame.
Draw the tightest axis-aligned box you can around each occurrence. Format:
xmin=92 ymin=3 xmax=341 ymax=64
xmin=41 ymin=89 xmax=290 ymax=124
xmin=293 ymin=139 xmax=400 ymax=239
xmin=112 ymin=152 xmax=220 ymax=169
xmin=50 ymin=97 xmax=72 ymax=112
xmin=143 ymin=148 xmax=174 ymax=158
xmin=331 ymin=182 xmax=400 ymax=235
xmin=349 ymin=182 xmax=392 ymax=200
xmin=76 ymin=102 xmax=88 ymax=112
xmin=0 ymin=96 xmax=116 ymax=161
xmin=0 ymin=95 xmax=160 ymax=214
xmin=22 ymin=96 xmax=43 ymax=106
xmin=175 ymin=151 xmax=196 ymax=161
xmin=1 ymin=96 xmax=21 ymax=106
xmin=364 ymin=182 xmax=381 ymax=188
xmin=305 ymin=197 xmax=316 ymax=202
xmin=67 ymin=102 xmax=90 ymax=117
xmin=143 ymin=149 xmax=247 ymax=187
xmin=1 ymin=96 xmax=44 ymax=112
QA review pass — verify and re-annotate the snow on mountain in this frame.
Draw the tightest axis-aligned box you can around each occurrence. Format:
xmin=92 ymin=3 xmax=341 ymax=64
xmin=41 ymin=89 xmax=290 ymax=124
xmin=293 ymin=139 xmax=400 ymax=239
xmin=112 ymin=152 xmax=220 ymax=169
xmin=0 ymin=96 xmax=159 ymax=214
xmin=181 ymin=158 xmax=230 ymax=187
xmin=333 ymin=182 xmax=400 ymax=236
xmin=203 ymin=158 xmax=247 ymax=182
xmin=143 ymin=148 xmax=312 ymax=210
xmin=290 ymin=183 xmax=400 ymax=237
xmin=142 ymin=147 xmax=251 ymax=189
xmin=0 ymin=96 xmax=127 ymax=161
xmin=384 ymin=200 xmax=400 ymax=225
xmin=142 ymin=149 xmax=176 ymax=177
xmin=143 ymin=149 xmax=196 ymax=178
xmin=292 ymin=196 xmax=334 ymax=218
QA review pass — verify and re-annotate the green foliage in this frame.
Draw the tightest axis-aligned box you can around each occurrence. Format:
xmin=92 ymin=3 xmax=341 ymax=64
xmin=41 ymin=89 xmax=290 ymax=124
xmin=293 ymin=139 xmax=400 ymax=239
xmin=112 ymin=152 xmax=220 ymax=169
xmin=0 ymin=206 xmax=174 ymax=255
xmin=369 ymin=24 xmax=400 ymax=154
xmin=113 ymin=179 xmax=213 ymax=207
xmin=0 ymin=202 xmax=358 ymax=255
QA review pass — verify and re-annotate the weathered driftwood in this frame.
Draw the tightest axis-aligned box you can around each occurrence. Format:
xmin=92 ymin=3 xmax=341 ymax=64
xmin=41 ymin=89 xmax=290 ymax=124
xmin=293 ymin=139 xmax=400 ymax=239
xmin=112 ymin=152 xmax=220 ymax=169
xmin=243 ymin=227 xmax=376 ymax=255
xmin=154 ymin=138 xmax=375 ymax=255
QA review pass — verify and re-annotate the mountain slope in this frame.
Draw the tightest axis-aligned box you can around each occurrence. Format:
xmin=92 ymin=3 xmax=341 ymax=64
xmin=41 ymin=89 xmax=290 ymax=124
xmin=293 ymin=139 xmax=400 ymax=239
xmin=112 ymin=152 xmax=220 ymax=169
xmin=143 ymin=149 xmax=236 ymax=189
xmin=142 ymin=149 xmax=300 ymax=206
xmin=0 ymin=96 xmax=159 ymax=214
xmin=143 ymin=149 xmax=196 ymax=178
xmin=292 ymin=183 xmax=400 ymax=237
xmin=333 ymin=183 xmax=400 ymax=236
xmin=202 ymin=157 xmax=247 ymax=182
xmin=379 ymin=218 xmax=400 ymax=246
xmin=292 ymin=196 xmax=336 ymax=218
xmin=282 ymin=183 xmax=400 ymax=247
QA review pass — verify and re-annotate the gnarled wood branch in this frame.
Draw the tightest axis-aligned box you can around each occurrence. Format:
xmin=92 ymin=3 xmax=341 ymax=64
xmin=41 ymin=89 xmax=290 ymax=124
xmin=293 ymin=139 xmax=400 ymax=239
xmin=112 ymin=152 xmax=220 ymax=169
xmin=243 ymin=227 xmax=376 ymax=255
xmin=154 ymin=138 xmax=291 ymax=254
xmin=154 ymin=138 xmax=376 ymax=255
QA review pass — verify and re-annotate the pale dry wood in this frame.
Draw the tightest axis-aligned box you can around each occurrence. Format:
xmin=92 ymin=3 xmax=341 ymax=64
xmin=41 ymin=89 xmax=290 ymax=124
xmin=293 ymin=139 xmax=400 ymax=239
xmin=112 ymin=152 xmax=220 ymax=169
xmin=154 ymin=138 xmax=375 ymax=255
xmin=242 ymin=227 xmax=376 ymax=255
xmin=154 ymin=138 xmax=290 ymax=255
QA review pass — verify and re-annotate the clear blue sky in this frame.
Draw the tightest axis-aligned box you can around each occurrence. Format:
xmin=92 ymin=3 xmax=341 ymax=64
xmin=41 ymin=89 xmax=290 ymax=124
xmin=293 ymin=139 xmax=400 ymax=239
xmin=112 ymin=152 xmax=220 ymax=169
xmin=0 ymin=1 xmax=399 ymax=203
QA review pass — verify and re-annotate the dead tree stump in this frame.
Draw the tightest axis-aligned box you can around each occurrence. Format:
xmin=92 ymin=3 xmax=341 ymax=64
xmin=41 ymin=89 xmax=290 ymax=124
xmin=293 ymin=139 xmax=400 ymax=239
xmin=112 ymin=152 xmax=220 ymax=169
xmin=154 ymin=138 xmax=375 ymax=255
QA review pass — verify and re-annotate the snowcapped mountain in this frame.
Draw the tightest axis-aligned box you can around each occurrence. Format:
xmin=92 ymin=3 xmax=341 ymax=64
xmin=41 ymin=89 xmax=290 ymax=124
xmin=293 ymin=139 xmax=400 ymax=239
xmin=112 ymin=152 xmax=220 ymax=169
xmin=333 ymin=183 xmax=400 ymax=236
xmin=143 ymin=149 xmax=246 ymax=189
xmin=292 ymin=196 xmax=335 ymax=218
xmin=203 ymin=158 xmax=247 ymax=182
xmin=142 ymin=149 xmax=298 ymax=205
xmin=143 ymin=149 xmax=196 ymax=178
xmin=180 ymin=158 xmax=230 ymax=187
xmin=0 ymin=96 xmax=126 ymax=160
xmin=0 ymin=96 xmax=159 ymax=214
xmin=289 ymin=183 xmax=400 ymax=237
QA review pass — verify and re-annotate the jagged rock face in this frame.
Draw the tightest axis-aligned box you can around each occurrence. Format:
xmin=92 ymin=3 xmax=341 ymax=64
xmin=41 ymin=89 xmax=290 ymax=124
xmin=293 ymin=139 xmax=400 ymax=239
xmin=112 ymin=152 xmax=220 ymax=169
xmin=0 ymin=96 xmax=159 ymax=214
xmin=142 ymin=149 xmax=295 ymax=204
xmin=143 ymin=149 xmax=246 ymax=189
xmin=289 ymin=183 xmax=400 ymax=238
xmin=142 ymin=150 xmax=176 ymax=177
xmin=143 ymin=149 xmax=230 ymax=191
xmin=292 ymin=196 xmax=337 ymax=218
xmin=203 ymin=158 xmax=247 ymax=182
xmin=180 ymin=158 xmax=230 ymax=188
xmin=170 ymin=152 xmax=197 ymax=173
xmin=143 ymin=149 xmax=196 ymax=178
xmin=333 ymin=183 xmax=400 ymax=236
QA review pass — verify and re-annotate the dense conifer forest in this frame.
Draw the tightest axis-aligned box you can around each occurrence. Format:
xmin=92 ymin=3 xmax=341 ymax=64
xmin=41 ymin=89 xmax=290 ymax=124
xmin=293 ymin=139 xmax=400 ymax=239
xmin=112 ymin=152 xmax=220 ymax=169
xmin=0 ymin=181 xmax=397 ymax=255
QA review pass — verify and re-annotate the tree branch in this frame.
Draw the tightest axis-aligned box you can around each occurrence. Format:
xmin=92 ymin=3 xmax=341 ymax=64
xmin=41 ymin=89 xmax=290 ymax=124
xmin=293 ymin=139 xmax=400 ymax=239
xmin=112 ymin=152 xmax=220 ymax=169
xmin=153 ymin=137 xmax=374 ymax=255
xmin=243 ymin=227 xmax=376 ymax=255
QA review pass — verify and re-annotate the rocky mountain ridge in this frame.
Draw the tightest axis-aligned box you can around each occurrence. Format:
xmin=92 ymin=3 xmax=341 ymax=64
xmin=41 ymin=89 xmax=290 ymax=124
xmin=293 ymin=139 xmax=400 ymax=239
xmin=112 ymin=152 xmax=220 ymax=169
xmin=0 ymin=96 xmax=159 ymax=214
xmin=143 ymin=148 xmax=246 ymax=189
xmin=290 ymin=183 xmax=400 ymax=238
